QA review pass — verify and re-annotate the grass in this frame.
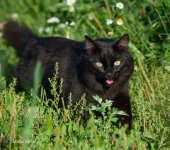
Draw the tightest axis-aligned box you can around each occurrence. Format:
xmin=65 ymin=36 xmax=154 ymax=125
xmin=0 ymin=0 xmax=170 ymax=149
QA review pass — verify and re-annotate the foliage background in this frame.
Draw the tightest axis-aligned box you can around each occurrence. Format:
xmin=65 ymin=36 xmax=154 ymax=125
xmin=0 ymin=0 xmax=170 ymax=149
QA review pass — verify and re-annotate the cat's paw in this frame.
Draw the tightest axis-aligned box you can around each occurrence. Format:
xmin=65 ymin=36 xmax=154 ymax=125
xmin=94 ymin=83 xmax=104 ymax=92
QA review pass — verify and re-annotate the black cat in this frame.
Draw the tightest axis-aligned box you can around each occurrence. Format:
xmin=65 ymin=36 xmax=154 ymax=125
xmin=3 ymin=21 xmax=134 ymax=130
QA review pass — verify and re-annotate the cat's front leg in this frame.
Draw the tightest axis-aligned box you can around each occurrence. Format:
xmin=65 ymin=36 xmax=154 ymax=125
xmin=113 ymin=93 xmax=132 ymax=132
xmin=83 ymin=74 xmax=104 ymax=92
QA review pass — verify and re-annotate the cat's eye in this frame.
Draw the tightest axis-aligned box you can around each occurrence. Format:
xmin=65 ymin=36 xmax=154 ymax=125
xmin=114 ymin=60 xmax=121 ymax=66
xmin=95 ymin=62 xmax=103 ymax=67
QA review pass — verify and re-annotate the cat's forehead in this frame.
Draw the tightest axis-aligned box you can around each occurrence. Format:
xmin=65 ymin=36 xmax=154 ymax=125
xmin=95 ymin=41 xmax=118 ymax=56
xmin=96 ymin=41 xmax=116 ymax=52
xmin=96 ymin=39 xmax=115 ymax=46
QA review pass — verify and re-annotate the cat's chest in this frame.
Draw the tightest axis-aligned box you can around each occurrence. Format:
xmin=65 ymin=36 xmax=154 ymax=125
xmin=84 ymin=86 xmax=120 ymax=104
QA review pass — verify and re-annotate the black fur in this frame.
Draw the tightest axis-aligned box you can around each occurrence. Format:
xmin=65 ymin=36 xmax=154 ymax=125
xmin=3 ymin=21 xmax=134 ymax=130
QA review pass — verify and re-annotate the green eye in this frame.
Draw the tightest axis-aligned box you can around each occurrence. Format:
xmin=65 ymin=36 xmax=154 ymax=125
xmin=96 ymin=62 xmax=103 ymax=67
xmin=114 ymin=60 xmax=121 ymax=66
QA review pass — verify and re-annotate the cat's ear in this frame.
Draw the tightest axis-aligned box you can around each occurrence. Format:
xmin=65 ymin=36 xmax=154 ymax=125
xmin=116 ymin=34 xmax=129 ymax=50
xmin=84 ymin=35 xmax=98 ymax=55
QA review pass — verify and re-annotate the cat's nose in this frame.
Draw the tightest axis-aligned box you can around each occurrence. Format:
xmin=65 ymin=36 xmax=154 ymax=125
xmin=105 ymin=72 xmax=112 ymax=79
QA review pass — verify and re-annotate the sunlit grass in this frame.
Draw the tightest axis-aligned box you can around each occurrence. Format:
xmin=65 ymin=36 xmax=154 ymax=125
xmin=0 ymin=0 xmax=169 ymax=149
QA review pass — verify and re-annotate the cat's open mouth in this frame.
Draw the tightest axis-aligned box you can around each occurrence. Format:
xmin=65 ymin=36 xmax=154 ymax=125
xmin=105 ymin=79 xmax=113 ymax=85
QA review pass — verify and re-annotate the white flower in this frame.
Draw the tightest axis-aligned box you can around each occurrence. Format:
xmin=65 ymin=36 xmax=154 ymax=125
xmin=11 ymin=13 xmax=19 ymax=19
xmin=66 ymin=0 xmax=76 ymax=12
xmin=116 ymin=18 xmax=124 ymax=25
xmin=58 ymin=23 xmax=67 ymax=29
xmin=66 ymin=0 xmax=76 ymax=6
xmin=47 ymin=17 xmax=60 ymax=24
xmin=116 ymin=2 xmax=124 ymax=9
xmin=45 ymin=27 xmax=51 ymax=33
xmin=65 ymin=21 xmax=69 ymax=26
xmin=69 ymin=6 xmax=75 ymax=12
xmin=70 ymin=21 xmax=75 ymax=26
xmin=106 ymin=19 xmax=113 ymax=25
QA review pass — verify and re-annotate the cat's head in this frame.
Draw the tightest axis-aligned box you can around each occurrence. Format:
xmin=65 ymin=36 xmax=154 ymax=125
xmin=84 ymin=34 xmax=134 ymax=88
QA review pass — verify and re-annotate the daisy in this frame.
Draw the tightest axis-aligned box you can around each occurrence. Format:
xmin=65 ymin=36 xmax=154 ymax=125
xmin=116 ymin=2 xmax=124 ymax=9
xmin=45 ymin=27 xmax=51 ymax=33
xmin=69 ymin=6 xmax=75 ymax=12
xmin=106 ymin=19 xmax=113 ymax=25
xmin=116 ymin=18 xmax=124 ymax=25
xmin=47 ymin=17 xmax=60 ymax=24
xmin=11 ymin=13 xmax=19 ymax=19
xmin=70 ymin=21 xmax=75 ymax=26
xmin=66 ymin=0 xmax=76 ymax=6
xmin=58 ymin=23 xmax=67 ymax=29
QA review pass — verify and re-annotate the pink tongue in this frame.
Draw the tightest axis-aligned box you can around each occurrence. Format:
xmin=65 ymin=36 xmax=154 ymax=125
xmin=106 ymin=80 xmax=113 ymax=84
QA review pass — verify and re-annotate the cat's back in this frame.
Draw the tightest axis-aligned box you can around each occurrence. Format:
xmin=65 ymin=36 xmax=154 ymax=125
xmin=20 ymin=36 xmax=85 ymax=65
xmin=31 ymin=37 xmax=83 ymax=55
xmin=15 ymin=36 xmax=84 ymax=91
